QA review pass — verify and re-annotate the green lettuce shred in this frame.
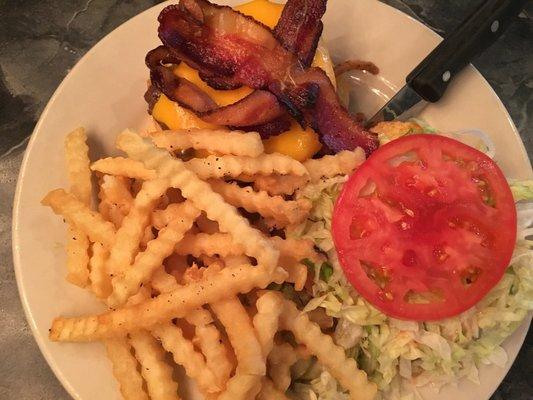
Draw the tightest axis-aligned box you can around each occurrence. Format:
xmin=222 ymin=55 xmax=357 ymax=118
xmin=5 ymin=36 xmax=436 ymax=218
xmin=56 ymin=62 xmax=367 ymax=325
xmin=510 ymin=180 xmax=533 ymax=202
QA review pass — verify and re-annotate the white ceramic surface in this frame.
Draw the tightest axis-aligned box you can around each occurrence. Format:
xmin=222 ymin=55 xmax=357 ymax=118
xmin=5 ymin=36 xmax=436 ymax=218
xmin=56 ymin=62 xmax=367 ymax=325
xmin=12 ymin=1 xmax=532 ymax=399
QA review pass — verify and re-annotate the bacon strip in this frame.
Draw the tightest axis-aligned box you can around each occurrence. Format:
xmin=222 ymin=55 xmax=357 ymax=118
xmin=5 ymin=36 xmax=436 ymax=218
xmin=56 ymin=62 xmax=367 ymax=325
xmin=145 ymin=45 xmax=182 ymax=69
xmin=158 ymin=0 xmax=294 ymax=88
xmin=156 ymin=0 xmax=378 ymax=154
xmin=150 ymin=65 xmax=217 ymax=113
xmin=274 ymin=0 xmax=327 ymax=67
xmin=236 ymin=114 xmax=292 ymax=139
xmin=271 ymin=68 xmax=379 ymax=154
xmin=200 ymin=90 xmax=284 ymax=126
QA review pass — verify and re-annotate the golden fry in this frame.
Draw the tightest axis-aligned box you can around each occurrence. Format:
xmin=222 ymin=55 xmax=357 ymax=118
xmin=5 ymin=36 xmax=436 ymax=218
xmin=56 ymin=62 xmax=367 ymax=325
xmin=89 ymin=242 xmax=112 ymax=298
xmin=280 ymin=263 xmax=308 ymax=291
xmin=65 ymin=226 xmax=90 ymax=287
xmin=151 ymin=268 xmax=232 ymax=389
xmin=185 ymin=153 xmax=307 ymax=180
xmin=151 ymin=203 xmax=187 ymax=230
xmin=209 ymin=180 xmax=311 ymax=226
xmin=129 ymin=330 xmax=180 ymax=400
xmin=304 ymin=148 xmax=365 ymax=182
xmin=41 ymin=189 xmax=116 ymax=246
xmin=108 ymin=202 xmax=199 ymax=306
xmin=253 ymin=291 xmax=284 ymax=359
xmin=211 ymin=296 xmax=265 ymax=375
xmin=217 ymin=374 xmax=261 ymax=400
xmin=64 ymin=128 xmax=92 ymax=287
xmin=268 ymin=342 xmax=298 ymax=392
xmin=152 ymin=323 xmax=221 ymax=394
xmin=175 ymin=232 xmax=243 ymax=257
xmin=106 ymin=178 xmax=169 ymax=276
xmin=279 ymin=296 xmax=377 ymax=400
xmin=150 ymin=129 xmax=264 ymax=157
xmin=104 ymin=338 xmax=149 ymax=400
xmin=98 ymin=175 xmax=133 ymax=228
xmin=270 ymin=236 xmax=324 ymax=265
xmin=253 ymin=174 xmax=309 ymax=196
xmin=116 ymin=130 xmax=278 ymax=270
xmin=91 ymin=157 xmax=157 ymax=180
xmin=65 ymin=127 xmax=92 ymax=205
xmin=257 ymin=378 xmax=290 ymax=400
xmin=49 ymin=265 xmax=286 ymax=341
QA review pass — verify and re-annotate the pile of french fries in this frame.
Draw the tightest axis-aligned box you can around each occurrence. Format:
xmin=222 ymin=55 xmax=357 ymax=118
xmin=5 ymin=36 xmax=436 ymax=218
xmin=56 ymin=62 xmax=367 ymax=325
xmin=42 ymin=126 xmax=376 ymax=400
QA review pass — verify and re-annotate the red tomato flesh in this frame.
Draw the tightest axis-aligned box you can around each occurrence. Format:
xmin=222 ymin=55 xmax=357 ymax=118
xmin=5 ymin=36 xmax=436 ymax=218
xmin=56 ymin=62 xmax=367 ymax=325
xmin=332 ymin=134 xmax=516 ymax=320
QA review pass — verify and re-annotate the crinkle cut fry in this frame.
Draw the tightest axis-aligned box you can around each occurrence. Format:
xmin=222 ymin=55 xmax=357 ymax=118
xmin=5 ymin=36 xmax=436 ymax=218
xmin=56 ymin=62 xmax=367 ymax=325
xmin=98 ymin=175 xmax=133 ymax=228
xmin=91 ymin=157 xmax=157 ymax=180
xmin=129 ymin=330 xmax=181 ymax=400
xmin=211 ymin=296 xmax=265 ymax=376
xmin=185 ymin=153 xmax=307 ymax=180
xmin=257 ymin=378 xmax=290 ymax=400
xmin=149 ymin=129 xmax=264 ymax=157
xmin=279 ymin=296 xmax=377 ymax=400
xmin=211 ymin=296 xmax=264 ymax=400
xmin=65 ymin=127 xmax=92 ymax=205
xmin=152 ymin=323 xmax=221 ymax=394
xmin=209 ymin=180 xmax=311 ymax=226
xmin=106 ymin=178 xmax=169 ymax=277
xmin=49 ymin=264 xmax=286 ymax=341
xmin=253 ymin=291 xmax=284 ymax=359
xmin=268 ymin=342 xmax=299 ymax=392
xmin=116 ymin=130 xmax=278 ymax=271
xmin=41 ymin=189 xmax=116 ymax=247
xmin=65 ymin=226 xmax=90 ymax=287
xmin=184 ymin=263 xmax=264 ymax=399
xmin=217 ymin=374 xmax=261 ymax=400
xmin=90 ymin=242 xmax=113 ymax=298
xmin=252 ymin=174 xmax=309 ymax=196
xmin=107 ymin=201 xmax=200 ymax=307
xmin=304 ymin=148 xmax=365 ymax=182
xmin=174 ymin=234 xmax=322 ymax=273
xmin=151 ymin=268 xmax=232 ymax=389
xmin=270 ymin=236 xmax=324 ymax=264
xmin=104 ymin=338 xmax=149 ymax=400
xmin=175 ymin=232 xmax=243 ymax=257
xmin=64 ymin=128 xmax=92 ymax=287
xmin=281 ymin=263 xmax=307 ymax=291
xmin=151 ymin=203 xmax=189 ymax=230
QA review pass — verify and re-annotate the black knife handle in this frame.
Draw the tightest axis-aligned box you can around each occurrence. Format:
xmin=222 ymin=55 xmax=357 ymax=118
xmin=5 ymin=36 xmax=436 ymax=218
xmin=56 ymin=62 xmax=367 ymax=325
xmin=406 ymin=0 xmax=528 ymax=103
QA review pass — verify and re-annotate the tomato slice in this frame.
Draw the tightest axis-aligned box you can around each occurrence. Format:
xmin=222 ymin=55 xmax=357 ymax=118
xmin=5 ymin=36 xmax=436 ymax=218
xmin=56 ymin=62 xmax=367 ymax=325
xmin=332 ymin=134 xmax=516 ymax=320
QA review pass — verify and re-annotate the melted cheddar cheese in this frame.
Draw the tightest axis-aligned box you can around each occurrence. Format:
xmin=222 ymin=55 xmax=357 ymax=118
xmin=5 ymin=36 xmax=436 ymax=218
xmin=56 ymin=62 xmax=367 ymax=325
xmin=152 ymin=0 xmax=336 ymax=161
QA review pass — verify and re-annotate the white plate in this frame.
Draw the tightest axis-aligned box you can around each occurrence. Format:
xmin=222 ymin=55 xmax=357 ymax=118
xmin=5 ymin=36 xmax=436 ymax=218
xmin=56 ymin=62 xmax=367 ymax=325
xmin=12 ymin=1 xmax=532 ymax=399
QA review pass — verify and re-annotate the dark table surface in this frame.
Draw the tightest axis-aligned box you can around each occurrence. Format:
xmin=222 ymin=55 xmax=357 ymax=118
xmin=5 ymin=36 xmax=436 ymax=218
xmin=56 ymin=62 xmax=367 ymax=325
xmin=0 ymin=1 xmax=531 ymax=399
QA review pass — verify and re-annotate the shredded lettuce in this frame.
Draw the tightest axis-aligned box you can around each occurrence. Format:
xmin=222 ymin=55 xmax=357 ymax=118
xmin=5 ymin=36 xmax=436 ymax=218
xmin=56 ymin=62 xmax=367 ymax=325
xmin=287 ymin=174 xmax=533 ymax=400
xmin=510 ymin=180 xmax=533 ymax=202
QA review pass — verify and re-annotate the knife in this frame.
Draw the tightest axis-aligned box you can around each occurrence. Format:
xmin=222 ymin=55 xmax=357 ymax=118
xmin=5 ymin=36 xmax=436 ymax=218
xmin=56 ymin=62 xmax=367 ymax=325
xmin=366 ymin=0 xmax=529 ymax=127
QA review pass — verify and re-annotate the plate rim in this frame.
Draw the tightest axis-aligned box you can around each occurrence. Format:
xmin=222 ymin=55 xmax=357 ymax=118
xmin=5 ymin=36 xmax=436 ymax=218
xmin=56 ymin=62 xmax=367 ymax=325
xmin=11 ymin=1 xmax=532 ymax=400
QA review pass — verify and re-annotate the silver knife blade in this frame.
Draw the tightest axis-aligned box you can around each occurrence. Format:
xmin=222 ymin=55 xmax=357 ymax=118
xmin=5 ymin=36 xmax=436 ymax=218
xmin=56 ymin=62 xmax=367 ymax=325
xmin=365 ymin=85 xmax=428 ymax=128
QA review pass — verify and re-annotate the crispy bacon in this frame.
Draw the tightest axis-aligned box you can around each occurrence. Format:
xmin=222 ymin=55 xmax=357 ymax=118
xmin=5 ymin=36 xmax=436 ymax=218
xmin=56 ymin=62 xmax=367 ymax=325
xmin=274 ymin=0 xmax=326 ymax=67
xmin=235 ymin=114 xmax=292 ymax=139
xmin=158 ymin=1 xmax=294 ymax=88
xmin=200 ymin=90 xmax=284 ymax=126
xmin=271 ymin=68 xmax=379 ymax=154
xmin=144 ymin=84 xmax=162 ymax=114
xmin=157 ymin=0 xmax=378 ymax=154
xmin=150 ymin=65 xmax=217 ymax=112
xmin=198 ymin=72 xmax=243 ymax=90
xmin=145 ymin=45 xmax=182 ymax=69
